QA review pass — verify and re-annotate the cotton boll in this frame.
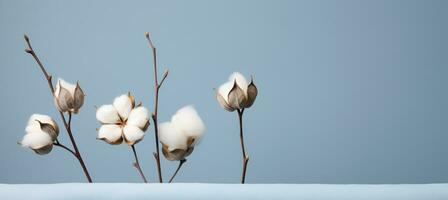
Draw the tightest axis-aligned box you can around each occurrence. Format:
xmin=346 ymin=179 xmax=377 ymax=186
xmin=96 ymin=105 xmax=120 ymax=124
xmin=158 ymin=122 xmax=188 ymax=151
xmin=127 ymin=106 xmax=149 ymax=130
xmin=97 ymin=124 xmax=123 ymax=145
xmin=228 ymin=72 xmax=248 ymax=94
xmin=20 ymin=131 xmax=53 ymax=150
xmin=171 ymin=105 xmax=205 ymax=145
xmin=113 ymin=94 xmax=133 ymax=120
xmin=122 ymin=125 xmax=145 ymax=145
xmin=26 ymin=114 xmax=59 ymax=140
xmin=54 ymin=78 xmax=85 ymax=113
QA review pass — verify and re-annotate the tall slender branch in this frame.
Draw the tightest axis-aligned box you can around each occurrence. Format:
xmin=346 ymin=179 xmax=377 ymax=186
xmin=145 ymin=32 xmax=166 ymax=183
xmin=237 ymin=108 xmax=249 ymax=184
xmin=131 ymin=145 xmax=148 ymax=183
xmin=24 ymin=34 xmax=93 ymax=183
xmin=169 ymin=159 xmax=186 ymax=183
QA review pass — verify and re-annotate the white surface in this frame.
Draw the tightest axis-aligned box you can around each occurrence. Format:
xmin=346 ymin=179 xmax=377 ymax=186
xmin=1 ymin=183 xmax=448 ymax=200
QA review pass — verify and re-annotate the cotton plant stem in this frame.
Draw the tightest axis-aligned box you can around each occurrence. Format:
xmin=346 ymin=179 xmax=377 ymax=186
xmin=24 ymin=35 xmax=93 ymax=183
xmin=54 ymin=140 xmax=76 ymax=157
xmin=169 ymin=159 xmax=186 ymax=183
xmin=145 ymin=32 xmax=166 ymax=183
xmin=237 ymin=108 xmax=249 ymax=184
xmin=131 ymin=145 xmax=148 ymax=183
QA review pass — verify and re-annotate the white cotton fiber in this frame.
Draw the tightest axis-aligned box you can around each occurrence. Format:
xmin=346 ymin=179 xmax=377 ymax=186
xmin=122 ymin=125 xmax=145 ymax=145
xmin=54 ymin=78 xmax=76 ymax=97
xmin=127 ymin=106 xmax=149 ymax=129
xmin=171 ymin=105 xmax=205 ymax=142
xmin=20 ymin=131 xmax=53 ymax=149
xmin=218 ymin=81 xmax=233 ymax=103
xmin=228 ymin=72 xmax=248 ymax=93
xmin=96 ymin=105 xmax=120 ymax=124
xmin=158 ymin=122 xmax=188 ymax=151
xmin=27 ymin=114 xmax=54 ymax=128
xmin=25 ymin=114 xmax=58 ymax=136
xmin=113 ymin=94 xmax=133 ymax=120
xmin=98 ymin=124 xmax=122 ymax=143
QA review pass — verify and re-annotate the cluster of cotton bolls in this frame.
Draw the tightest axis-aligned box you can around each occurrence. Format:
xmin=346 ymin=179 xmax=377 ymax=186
xmin=19 ymin=79 xmax=84 ymax=155
xmin=96 ymin=93 xmax=150 ymax=145
xmin=159 ymin=105 xmax=206 ymax=161
xmin=18 ymin=69 xmax=254 ymax=184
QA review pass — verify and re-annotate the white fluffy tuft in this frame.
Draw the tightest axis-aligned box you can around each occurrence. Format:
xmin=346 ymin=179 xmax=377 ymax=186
xmin=96 ymin=104 xmax=120 ymax=124
xmin=113 ymin=94 xmax=133 ymax=120
xmin=127 ymin=106 xmax=149 ymax=129
xmin=123 ymin=125 xmax=144 ymax=144
xmin=97 ymin=124 xmax=122 ymax=143
xmin=21 ymin=131 xmax=53 ymax=149
xmin=158 ymin=122 xmax=188 ymax=151
xmin=218 ymin=81 xmax=233 ymax=103
xmin=171 ymin=105 xmax=205 ymax=142
xmin=25 ymin=114 xmax=56 ymax=133
xmin=228 ymin=72 xmax=248 ymax=94
xmin=27 ymin=114 xmax=54 ymax=126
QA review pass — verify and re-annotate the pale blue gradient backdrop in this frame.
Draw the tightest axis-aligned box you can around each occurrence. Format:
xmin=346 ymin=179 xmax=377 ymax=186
xmin=0 ymin=0 xmax=447 ymax=183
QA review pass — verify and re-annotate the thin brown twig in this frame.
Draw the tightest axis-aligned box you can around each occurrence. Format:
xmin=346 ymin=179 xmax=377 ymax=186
xmin=145 ymin=32 xmax=165 ymax=183
xmin=237 ymin=108 xmax=249 ymax=184
xmin=24 ymin=34 xmax=93 ymax=183
xmin=131 ymin=145 xmax=148 ymax=183
xmin=54 ymin=140 xmax=76 ymax=157
xmin=169 ymin=159 xmax=186 ymax=183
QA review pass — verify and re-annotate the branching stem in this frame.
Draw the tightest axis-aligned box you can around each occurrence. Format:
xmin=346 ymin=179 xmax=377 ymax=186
xmin=145 ymin=32 xmax=166 ymax=183
xmin=24 ymin=34 xmax=93 ymax=183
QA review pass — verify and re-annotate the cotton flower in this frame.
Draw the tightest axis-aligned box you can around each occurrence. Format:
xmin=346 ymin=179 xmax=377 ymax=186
xmin=96 ymin=93 xmax=149 ymax=145
xmin=54 ymin=78 xmax=85 ymax=113
xmin=159 ymin=105 xmax=205 ymax=161
xmin=19 ymin=114 xmax=59 ymax=155
xmin=216 ymin=72 xmax=258 ymax=111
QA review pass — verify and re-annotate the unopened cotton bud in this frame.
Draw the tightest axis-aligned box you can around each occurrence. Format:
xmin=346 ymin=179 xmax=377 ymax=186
xmin=54 ymin=79 xmax=85 ymax=113
xmin=216 ymin=72 xmax=259 ymax=111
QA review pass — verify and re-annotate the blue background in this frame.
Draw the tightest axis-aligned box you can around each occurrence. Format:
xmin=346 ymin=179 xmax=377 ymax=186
xmin=0 ymin=0 xmax=447 ymax=183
